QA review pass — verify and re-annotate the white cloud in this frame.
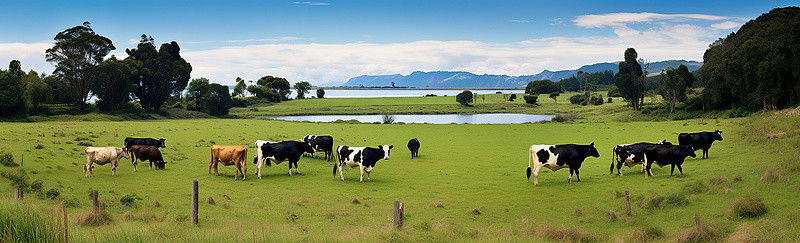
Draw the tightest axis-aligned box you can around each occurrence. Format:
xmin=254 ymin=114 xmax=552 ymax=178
xmin=0 ymin=42 xmax=53 ymax=74
xmin=549 ymin=18 xmax=563 ymax=25
xmin=574 ymin=12 xmax=732 ymax=28
xmin=225 ymin=37 xmax=303 ymax=43
xmin=293 ymin=1 xmax=330 ymax=6
xmin=710 ymin=21 xmax=742 ymax=30
xmin=508 ymin=20 xmax=530 ymax=23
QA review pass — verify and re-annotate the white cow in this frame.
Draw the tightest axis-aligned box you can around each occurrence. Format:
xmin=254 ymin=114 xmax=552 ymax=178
xmin=84 ymin=147 xmax=130 ymax=177
xmin=335 ymin=145 xmax=393 ymax=182
xmin=252 ymin=140 xmax=274 ymax=179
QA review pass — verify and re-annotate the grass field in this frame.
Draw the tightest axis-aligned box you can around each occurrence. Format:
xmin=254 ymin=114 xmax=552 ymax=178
xmin=1 ymin=97 xmax=799 ymax=242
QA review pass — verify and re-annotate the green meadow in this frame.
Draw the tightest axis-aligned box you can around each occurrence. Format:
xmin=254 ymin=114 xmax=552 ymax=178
xmin=1 ymin=96 xmax=799 ymax=242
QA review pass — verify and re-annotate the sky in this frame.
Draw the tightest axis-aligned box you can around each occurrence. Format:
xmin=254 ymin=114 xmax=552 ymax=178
xmin=0 ymin=0 xmax=795 ymax=86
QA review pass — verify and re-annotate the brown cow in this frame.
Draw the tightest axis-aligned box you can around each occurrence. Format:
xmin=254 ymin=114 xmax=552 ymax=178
xmin=129 ymin=145 xmax=166 ymax=171
xmin=84 ymin=147 xmax=130 ymax=177
xmin=209 ymin=145 xmax=247 ymax=180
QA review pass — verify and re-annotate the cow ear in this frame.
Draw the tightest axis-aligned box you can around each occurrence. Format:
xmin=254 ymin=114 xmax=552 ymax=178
xmin=590 ymin=142 xmax=594 ymax=146
xmin=389 ymin=145 xmax=394 ymax=149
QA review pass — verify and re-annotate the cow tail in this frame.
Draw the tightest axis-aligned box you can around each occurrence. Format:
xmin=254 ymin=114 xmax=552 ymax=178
xmin=526 ymin=148 xmax=532 ymax=181
xmin=610 ymin=148 xmax=615 ymax=174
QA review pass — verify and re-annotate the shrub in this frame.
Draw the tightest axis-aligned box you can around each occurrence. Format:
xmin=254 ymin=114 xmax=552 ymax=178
xmin=203 ymin=83 xmax=233 ymax=116
xmin=638 ymin=191 xmax=688 ymax=210
xmin=120 ymin=194 xmax=139 ymax=206
xmin=684 ymin=179 xmax=710 ymax=194
xmin=708 ymin=175 xmax=729 ymax=185
xmin=77 ymin=141 xmax=93 ymax=147
xmin=675 ymin=218 xmax=720 ymax=243
xmin=381 ymin=114 xmax=395 ymax=124
xmin=0 ymin=170 xmax=29 ymax=190
xmin=508 ymin=93 xmax=516 ymax=101
xmin=0 ymin=201 xmax=61 ymax=242
xmin=34 ymin=144 xmax=44 ymax=149
xmin=760 ymin=167 xmax=782 ymax=183
xmin=76 ymin=210 xmax=112 ymax=226
xmin=45 ymin=188 xmax=60 ymax=199
xmin=625 ymin=226 xmax=664 ymax=242
xmin=730 ymin=197 xmax=768 ymax=218
xmin=29 ymin=180 xmax=42 ymax=192
xmin=0 ymin=151 xmax=17 ymax=167
xmin=316 ymin=88 xmax=325 ymax=98
xmin=607 ymin=97 xmax=613 ymax=103
xmin=589 ymin=94 xmax=604 ymax=105
xmin=549 ymin=92 xmax=560 ymax=102
xmin=523 ymin=94 xmax=538 ymax=104
xmin=456 ymin=90 xmax=473 ymax=106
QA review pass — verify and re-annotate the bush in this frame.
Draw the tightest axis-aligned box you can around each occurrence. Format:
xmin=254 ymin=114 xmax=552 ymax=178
xmin=730 ymin=197 xmax=768 ymax=218
xmin=381 ymin=114 xmax=395 ymax=124
xmin=316 ymin=88 xmax=325 ymax=98
xmin=675 ymin=218 xmax=720 ymax=243
xmin=0 ymin=170 xmax=29 ymax=190
xmin=607 ymin=85 xmax=621 ymax=97
xmin=0 ymin=201 xmax=61 ymax=242
xmin=203 ymin=83 xmax=233 ymax=116
xmin=589 ymin=94 xmax=604 ymax=105
xmin=638 ymin=191 xmax=689 ymax=210
xmin=626 ymin=226 xmax=664 ymax=242
xmin=77 ymin=141 xmax=93 ymax=147
xmin=0 ymin=151 xmax=17 ymax=167
xmin=29 ymin=180 xmax=42 ymax=192
xmin=456 ymin=90 xmax=473 ymax=106
xmin=508 ymin=93 xmax=516 ymax=101
xmin=120 ymin=194 xmax=139 ymax=207
xmin=523 ymin=94 xmax=538 ymax=104
xmin=45 ymin=188 xmax=60 ymax=199
xmin=607 ymin=97 xmax=613 ymax=103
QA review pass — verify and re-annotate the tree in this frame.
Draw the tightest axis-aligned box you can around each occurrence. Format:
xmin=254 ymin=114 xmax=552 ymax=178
xmin=614 ymin=48 xmax=645 ymax=110
xmin=526 ymin=79 xmax=561 ymax=94
xmin=90 ymin=56 xmax=139 ymax=114
xmin=0 ymin=60 xmax=26 ymax=116
xmin=186 ymin=77 xmax=210 ymax=111
xmin=257 ymin=76 xmax=291 ymax=100
xmin=523 ymin=93 xmax=539 ymax=104
xmin=549 ymin=92 xmax=560 ymax=102
xmin=203 ymin=83 xmax=232 ymax=116
xmin=293 ymin=81 xmax=312 ymax=99
xmin=456 ymin=90 xmax=473 ymax=106
xmin=658 ymin=64 xmax=695 ymax=112
xmin=232 ymin=77 xmax=246 ymax=97
xmin=247 ymin=85 xmax=281 ymax=102
xmin=126 ymin=34 xmax=192 ymax=112
xmin=23 ymin=71 xmax=49 ymax=112
xmin=316 ymin=88 xmax=325 ymax=98
xmin=45 ymin=22 xmax=115 ymax=110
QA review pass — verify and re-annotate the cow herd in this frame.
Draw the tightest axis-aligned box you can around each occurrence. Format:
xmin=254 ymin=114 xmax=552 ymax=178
xmin=82 ymin=130 xmax=723 ymax=186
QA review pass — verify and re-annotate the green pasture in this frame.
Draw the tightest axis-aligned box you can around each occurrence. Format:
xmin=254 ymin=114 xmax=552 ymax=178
xmin=1 ymin=98 xmax=799 ymax=241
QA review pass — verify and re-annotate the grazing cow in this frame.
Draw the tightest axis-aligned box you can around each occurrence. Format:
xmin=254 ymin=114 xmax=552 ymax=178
xmin=129 ymin=145 xmax=166 ymax=171
xmin=209 ymin=145 xmax=247 ymax=180
xmin=610 ymin=140 xmax=671 ymax=175
xmin=84 ymin=147 xmax=130 ymax=177
xmin=407 ymin=138 xmax=420 ymax=159
xmin=300 ymin=135 xmax=334 ymax=161
xmin=334 ymin=145 xmax=393 ymax=182
xmin=253 ymin=141 xmax=314 ymax=178
xmin=678 ymin=130 xmax=723 ymax=159
xmin=526 ymin=143 xmax=600 ymax=186
xmin=643 ymin=144 xmax=696 ymax=178
xmin=124 ymin=137 xmax=166 ymax=149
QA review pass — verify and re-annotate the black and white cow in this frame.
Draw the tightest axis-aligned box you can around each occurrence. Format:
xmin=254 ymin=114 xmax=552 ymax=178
xmin=407 ymin=138 xmax=420 ymax=159
xmin=252 ymin=141 xmax=314 ymax=178
xmin=301 ymin=135 xmax=334 ymax=161
xmin=643 ymin=144 xmax=696 ymax=178
xmin=610 ymin=140 xmax=671 ymax=175
xmin=124 ymin=137 xmax=165 ymax=150
xmin=334 ymin=145 xmax=393 ymax=182
xmin=678 ymin=130 xmax=723 ymax=159
xmin=527 ymin=143 xmax=600 ymax=186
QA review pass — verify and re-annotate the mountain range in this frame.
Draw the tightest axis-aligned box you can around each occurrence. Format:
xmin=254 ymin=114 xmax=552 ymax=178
xmin=340 ymin=60 xmax=703 ymax=88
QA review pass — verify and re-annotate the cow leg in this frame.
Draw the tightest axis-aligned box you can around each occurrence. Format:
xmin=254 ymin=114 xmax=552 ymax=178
xmin=575 ymin=169 xmax=581 ymax=182
xmin=295 ymin=162 xmax=301 ymax=175
xmin=288 ymin=162 xmax=293 ymax=176
xmin=645 ymin=161 xmax=653 ymax=178
xmin=214 ymin=161 xmax=220 ymax=176
xmin=532 ymin=164 xmax=542 ymax=186
xmin=359 ymin=166 xmax=365 ymax=182
xmin=339 ymin=163 xmax=345 ymax=181
xmin=704 ymin=149 xmax=708 ymax=159
xmin=84 ymin=162 xmax=91 ymax=177
xmin=677 ymin=164 xmax=684 ymax=175
xmin=568 ymin=168 xmax=574 ymax=183
xmin=234 ymin=163 xmax=239 ymax=181
xmin=112 ymin=160 xmax=118 ymax=176
xmin=366 ymin=171 xmax=371 ymax=182
xmin=149 ymin=160 xmax=153 ymax=170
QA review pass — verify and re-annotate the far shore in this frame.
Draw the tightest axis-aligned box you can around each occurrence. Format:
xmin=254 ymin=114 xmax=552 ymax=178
xmin=315 ymin=87 xmax=525 ymax=90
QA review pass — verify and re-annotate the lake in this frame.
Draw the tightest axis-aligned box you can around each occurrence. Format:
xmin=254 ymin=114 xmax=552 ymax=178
xmin=264 ymin=113 xmax=554 ymax=124
xmin=307 ymin=89 xmax=523 ymax=98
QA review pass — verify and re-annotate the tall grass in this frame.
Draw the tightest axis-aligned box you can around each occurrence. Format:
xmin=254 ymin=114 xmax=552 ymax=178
xmin=0 ymin=201 xmax=61 ymax=242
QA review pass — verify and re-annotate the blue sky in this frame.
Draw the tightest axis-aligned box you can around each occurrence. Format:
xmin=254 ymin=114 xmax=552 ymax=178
xmin=0 ymin=0 xmax=795 ymax=85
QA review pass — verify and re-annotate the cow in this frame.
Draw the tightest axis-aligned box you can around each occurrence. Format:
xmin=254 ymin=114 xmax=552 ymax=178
xmin=334 ymin=145 xmax=393 ymax=182
xmin=253 ymin=141 xmax=314 ymax=178
xmin=678 ymin=130 xmax=723 ymax=159
xmin=300 ymin=135 xmax=334 ymax=161
xmin=526 ymin=143 xmax=600 ymax=186
xmin=209 ymin=145 xmax=247 ymax=180
xmin=610 ymin=140 xmax=671 ymax=175
xmin=129 ymin=145 xmax=166 ymax=171
xmin=407 ymin=138 xmax=420 ymax=159
xmin=124 ymin=137 xmax=166 ymax=150
xmin=643 ymin=144 xmax=696 ymax=178
xmin=84 ymin=147 xmax=130 ymax=177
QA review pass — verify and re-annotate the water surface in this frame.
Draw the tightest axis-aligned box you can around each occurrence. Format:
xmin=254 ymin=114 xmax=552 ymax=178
xmin=265 ymin=113 xmax=554 ymax=124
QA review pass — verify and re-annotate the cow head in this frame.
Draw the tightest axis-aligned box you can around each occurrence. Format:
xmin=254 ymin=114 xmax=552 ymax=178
xmin=613 ymin=145 xmax=630 ymax=162
xmin=588 ymin=142 xmax=600 ymax=158
xmin=159 ymin=138 xmax=166 ymax=148
xmin=302 ymin=142 xmax=315 ymax=154
xmin=682 ymin=145 xmax=697 ymax=158
xmin=380 ymin=145 xmax=394 ymax=160
xmin=713 ymin=130 xmax=723 ymax=141
xmin=120 ymin=148 xmax=131 ymax=159
xmin=657 ymin=139 xmax=672 ymax=145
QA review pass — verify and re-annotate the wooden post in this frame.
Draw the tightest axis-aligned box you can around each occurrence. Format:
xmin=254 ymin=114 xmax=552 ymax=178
xmin=20 ymin=153 xmax=23 ymax=167
xmin=61 ymin=201 xmax=68 ymax=243
xmin=92 ymin=190 xmax=99 ymax=212
xmin=393 ymin=201 xmax=404 ymax=229
xmin=192 ymin=180 xmax=199 ymax=225
xmin=625 ymin=188 xmax=631 ymax=216
xmin=14 ymin=187 xmax=23 ymax=200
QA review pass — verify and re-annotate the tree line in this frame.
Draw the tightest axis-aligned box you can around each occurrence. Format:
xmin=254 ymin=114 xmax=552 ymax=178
xmin=0 ymin=22 xmax=321 ymax=118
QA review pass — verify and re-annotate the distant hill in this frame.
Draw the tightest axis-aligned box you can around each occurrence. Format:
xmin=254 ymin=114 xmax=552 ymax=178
xmin=340 ymin=60 xmax=702 ymax=88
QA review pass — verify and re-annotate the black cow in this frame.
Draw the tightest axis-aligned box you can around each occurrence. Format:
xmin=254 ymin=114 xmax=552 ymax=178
xmin=610 ymin=140 xmax=670 ymax=175
xmin=253 ymin=141 xmax=314 ymax=178
xmin=678 ymin=130 xmax=723 ymax=159
xmin=643 ymin=144 xmax=696 ymax=178
xmin=124 ymin=137 xmax=166 ymax=149
xmin=334 ymin=145 xmax=393 ymax=182
xmin=129 ymin=145 xmax=166 ymax=170
xmin=527 ymin=143 xmax=600 ymax=186
xmin=301 ymin=135 xmax=334 ymax=161
xmin=407 ymin=138 xmax=420 ymax=159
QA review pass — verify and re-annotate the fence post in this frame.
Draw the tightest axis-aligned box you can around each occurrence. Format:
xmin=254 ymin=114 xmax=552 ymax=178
xmin=393 ymin=201 xmax=404 ymax=229
xmin=14 ymin=187 xmax=23 ymax=200
xmin=192 ymin=180 xmax=199 ymax=225
xmin=92 ymin=190 xmax=99 ymax=212
xmin=625 ymin=188 xmax=631 ymax=216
